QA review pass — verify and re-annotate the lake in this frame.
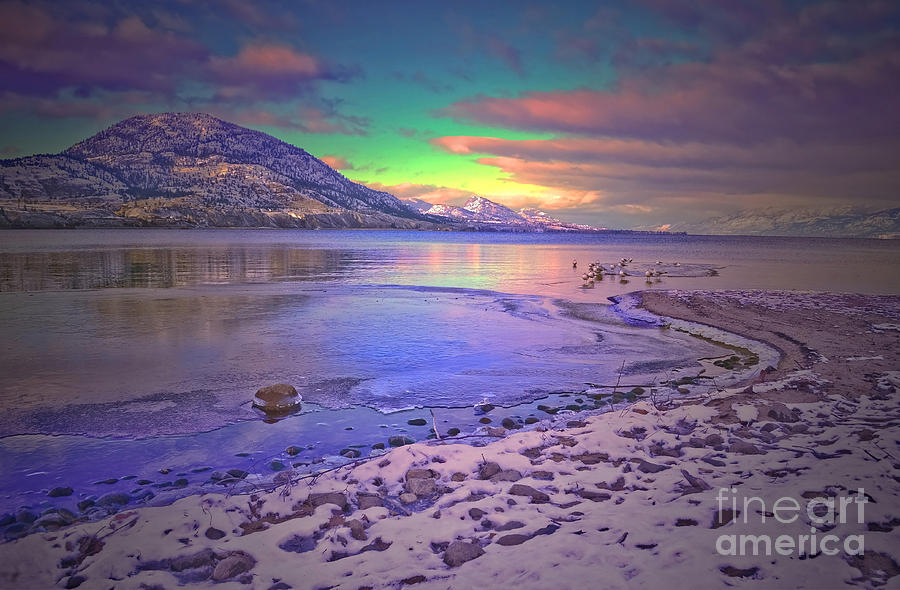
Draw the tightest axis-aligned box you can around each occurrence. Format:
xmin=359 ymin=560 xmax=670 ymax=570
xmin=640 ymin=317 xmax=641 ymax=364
xmin=1 ymin=229 xmax=898 ymax=516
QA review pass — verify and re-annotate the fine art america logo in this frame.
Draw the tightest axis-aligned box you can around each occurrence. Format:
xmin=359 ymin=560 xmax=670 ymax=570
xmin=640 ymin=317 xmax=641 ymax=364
xmin=714 ymin=487 xmax=867 ymax=556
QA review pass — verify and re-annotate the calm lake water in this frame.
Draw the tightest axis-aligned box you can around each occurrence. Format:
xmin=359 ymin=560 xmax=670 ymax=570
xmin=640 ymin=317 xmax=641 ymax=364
xmin=0 ymin=229 xmax=898 ymax=518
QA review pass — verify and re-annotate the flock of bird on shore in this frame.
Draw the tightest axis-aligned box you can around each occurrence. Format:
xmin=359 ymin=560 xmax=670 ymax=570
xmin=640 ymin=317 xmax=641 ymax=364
xmin=573 ymin=257 xmax=681 ymax=287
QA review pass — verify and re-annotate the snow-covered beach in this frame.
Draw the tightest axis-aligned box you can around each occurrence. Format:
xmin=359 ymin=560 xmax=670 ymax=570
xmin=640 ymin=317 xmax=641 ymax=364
xmin=1 ymin=289 xmax=897 ymax=590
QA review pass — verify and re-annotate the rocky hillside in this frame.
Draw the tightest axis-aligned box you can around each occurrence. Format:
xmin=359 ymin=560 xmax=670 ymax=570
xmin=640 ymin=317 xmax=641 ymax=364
xmin=0 ymin=113 xmax=431 ymax=229
xmin=664 ymin=207 xmax=900 ymax=239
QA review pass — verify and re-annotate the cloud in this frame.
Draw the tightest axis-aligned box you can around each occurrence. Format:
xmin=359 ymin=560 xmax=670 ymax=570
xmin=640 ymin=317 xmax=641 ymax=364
xmin=0 ymin=3 xmax=207 ymax=97
xmin=360 ymin=181 xmax=472 ymax=205
xmin=432 ymin=1 xmax=900 ymax=226
xmin=208 ymin=43 xmax=358 ymax=100
xmin=221 ymin=105 xmax=369 ymax=135
xmin=319 ymin=154 xmax=352 ymax=170
xmin=393 ymin=70 xmax=453 ymax=93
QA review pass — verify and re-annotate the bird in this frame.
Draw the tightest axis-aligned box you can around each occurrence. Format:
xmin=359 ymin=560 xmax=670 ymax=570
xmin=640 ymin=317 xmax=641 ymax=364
xmin=645 ymin=270 xmax=653 ymax=277
xmin=573 ymin=260 xmax=578 ymax=268
xmin=619 ymin=270 xmax=626 ymax=276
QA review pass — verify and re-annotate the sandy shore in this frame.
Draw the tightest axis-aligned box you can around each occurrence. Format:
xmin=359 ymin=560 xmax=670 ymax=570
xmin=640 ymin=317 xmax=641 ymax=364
xmin=0 ymin=289 xmax=898 ymax=590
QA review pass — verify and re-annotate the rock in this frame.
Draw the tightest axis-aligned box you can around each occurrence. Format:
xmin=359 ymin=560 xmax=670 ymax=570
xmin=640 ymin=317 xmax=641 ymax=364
xmin=357 ymin=494 xmax=383 ymax=509
xmin=340 ymin=448 xmax=361 ymax=459
xmin=705 ymin=433 xmax=725 ymax=446
xmin=400 ymin=493 xmax=418 ymax=504
xmin=447 ymin=428 xmax=461 ymax=436
xmin=490 ymin=470 xmax=522 ymax=483
xmin=15 ymin=509 xmax=37 ymax=524
xmin=96 ymin=492 xmax=131 ymax=507
xmin=501 ymin=417 xmax=521 ymax=430
xmin=346 ymin=519 xmax=367 ymax=541
xmin=531 ymin=470 xmax=554 ymax=481
xmin=407 ymin=418 xmax=427 ymax=426
xmin=226 ymin=469 xmax=248 ymax=479
xmin=76 ymin=499 xmax=95 ymax=512
xmin=64 ymin=575 xmax=87 ymax=589
xmin=212 ymin=551 xmax=256 ymax=581
xmin=468 ymin=508 xmax=486 ymax=520
xmin=31 ymin=513 xmax=69 ymax=531
xmin=443 ymin=541 xmax=485 ymax=567
xmin=497 ymin=534 xmax=530 ymax=546
xmin=637 ymin=460 xmax=670 ymax=474
xmin=307 ymin=492 xmax=348 ymax=510
xmin=3 ymin=523 xmax=28 ymax=540
xmin=252 ymin=384 xmax=301 ymax=415
xmin=451 ymin=472 xmax=467 ymax=482
xmin=479 ymin=417 xmax=492 ymax=424
xmin=766 ymin=403 xmax=799 ymax=423
xmin=48 ymin=486 xmax=73 ymax=498
xmin=407 ymin=468 xmax=438 ymax=480
xmin=495 ymin=520 xmax=525 ymax=531
xmin=402 ymin=575 xmax=427 ymax=585
xmin=205 ymin=527 xmax=226 ymax=540
xmin=729 ymin=440 xmax=763 ymax=455
xmin=405 ymin=478 xmax=436 ymax=496
xmin=525 ymin=417 xmax=539 ymax=424
xmin=170 ymin=548 xmax=216 ymax=571
xmin=388 ymin=435 xmax=414 ymax=447
xmin=509 ymin=484 xmax=550 ymax=504
xmin=285 ymin=445 xmax=301 ymax=456
xmin=478 ymin=462 xmax=501 ymax=480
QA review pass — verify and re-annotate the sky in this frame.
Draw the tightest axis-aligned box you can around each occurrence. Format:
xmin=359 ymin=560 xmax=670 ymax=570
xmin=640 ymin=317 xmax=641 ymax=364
xmin=0 ymin=0 xmax=898 ymax=229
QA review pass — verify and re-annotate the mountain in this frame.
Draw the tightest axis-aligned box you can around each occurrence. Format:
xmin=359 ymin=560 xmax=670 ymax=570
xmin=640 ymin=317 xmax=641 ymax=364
xmin=0 ymin=113 xmax=432 ymax=229
xmin=658 ymin=207 xmax=900 ymax=238
xmin=408 ymin=195 xmax=599 ymax=232
xmin=461 ymin=195 xmax=525 ymax=223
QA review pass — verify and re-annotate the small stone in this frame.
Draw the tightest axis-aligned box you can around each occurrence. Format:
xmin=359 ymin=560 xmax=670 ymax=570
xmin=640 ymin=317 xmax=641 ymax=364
xmin=478 ymin=462 xmax=501 ymax=480
xmin=479 ymin=417 xmax=492 ymax=424
xmin=346 ymin=519 xmax=367 ymax=541
xmin=497 ymin=534 xmax=530 ymax=546
xmin=400 ymin=493 xmax=418 ymax=504
xmin=407 ymin=468 xmax=438 ymax=480
xmin=501 ymin=417 xmax=521 ymax=430
xmin=357 ymin=494 xmax=383 ymax=509
xmin=388 ymin=435 xmax=414 ymax=447
xmin=490 ymin=470 xmax=522 ymax=483
xmin=306 ymin=492 xmax=348 ymax=510
xmin=76 ymin=499 xmax=95 ymax=512
xmin=486 ymin=427 xmax=506 ymax=436
xmin=407 ymin=418 xmax=427 ymax=426
xmin=531 ymin=470 xmax=554 ymax=481
xmin=170 ymin=548 xmax=216 ymax=571
xmin=96 ymin=492 xmax=131 ymax=508
xmin=766 ymin=403 xmax=799 ymax=423
xmin=443 ymin=541 xmax=485 ymax=567
xmin=64 ymin=575 xmax=86 ymax=589
xmin=48 ymin=486 xmax=73 ymax=498
xmin=637 ymin=460 xmax=670 ymax=474
xmin=468 ymin=508 xmax=486 ymax=520
xmin=226 ymin=469 xmax=249 ymax=479
xmin=205 ymin=527 xmax=226 ymax=540
xmin=705 ymin=433 xmax=724 ymax=446
xmin=372 ymin=442 xmax=386 ymax=450
xmin=405 ymin=478 xmax=436 ymax=496
xmin=524 ymin=417 xmax=539 ymax=424
xmin=212 ymin=551 xmax=256 ymax=581
xmin=729 ymin=440 xmax=763 ymax=455
xmin=252 ymin=383 xmax=301 ymax=415
xmin=285 ymin=446 xmax=301 ymax=456
xmin=508 ymin=484 xmax=550 ymax=504
xmin=402 ymin=574 xmax=427 ymax=585
xmin=495 ymin=520 xmax=525 ymax=531
xmin=340 ymin=448 xmax=361 ymax=459
xmin=447 ymin=428 xmax=461 ymax=436
xmin=451 ymin=472 xmax=467 ymax=482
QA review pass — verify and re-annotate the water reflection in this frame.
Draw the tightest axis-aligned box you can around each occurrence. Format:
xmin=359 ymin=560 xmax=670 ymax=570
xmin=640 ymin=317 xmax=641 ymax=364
xmin=0 ymin=247 xmax=378 ymax=291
